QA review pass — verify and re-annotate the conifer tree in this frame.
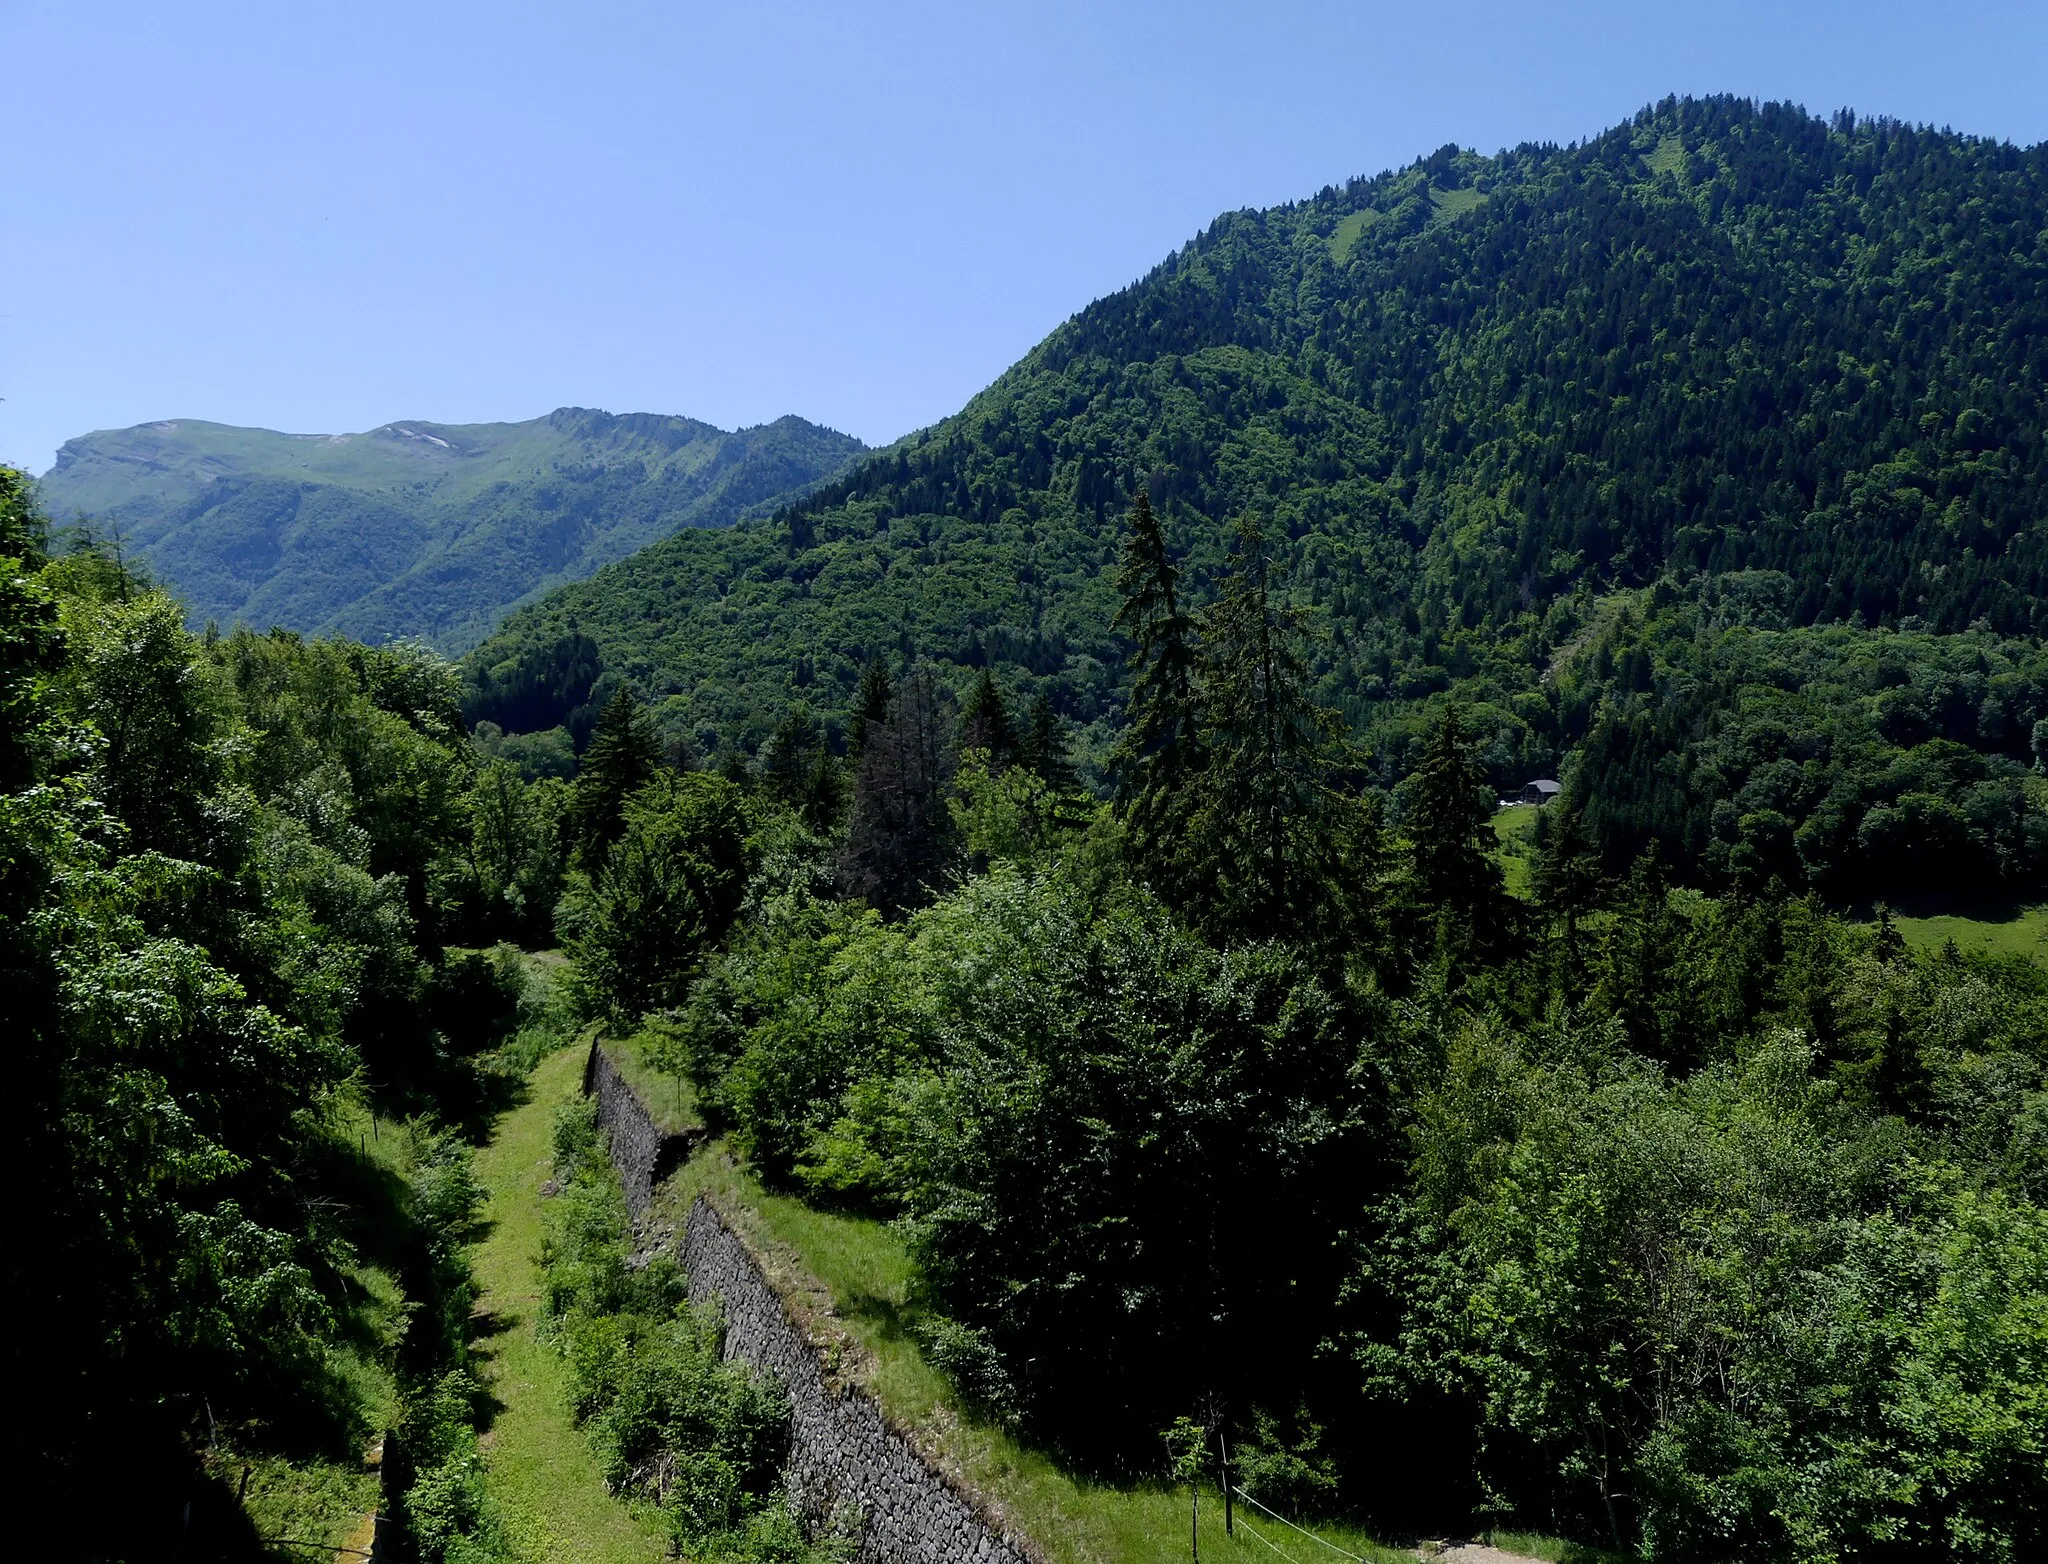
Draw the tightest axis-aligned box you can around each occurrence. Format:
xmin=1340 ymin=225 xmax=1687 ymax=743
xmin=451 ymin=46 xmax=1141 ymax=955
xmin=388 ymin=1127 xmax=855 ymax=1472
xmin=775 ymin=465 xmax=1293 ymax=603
xmin=762 ymin=704 xmax=823 ymax=804
xmin=570 ymin=685 xmax=663 ymax=870
xmin=1020 ymin=691 xmax=1076 ymax=791
xmin=1402 ymin=706 xmax=1508 ymax=962
xmin=1862 ymin=905 xmax=1928 ymax=1116
xmin=839 ymin=665 xmax=955 ymax=915
xmin=1595 ymin=845 xmax=1690 ymax=1064
xmin=957 ymin=668 xmax=1016 ymax=763
xmin=1535 ymin=802 xmax=1603 ymax=948
xmin=761 ymin=703 xmax=844 ymax=831
xmin=849 ymin=658 xmax=893 ymax=759
xmin=1183 ymin=516 xmax=1344 ymax=939
xmin=1871 ymin=903 xmax=1907 ymax=967
xmin=1110 ymin=492 xmax=1202 ymax=895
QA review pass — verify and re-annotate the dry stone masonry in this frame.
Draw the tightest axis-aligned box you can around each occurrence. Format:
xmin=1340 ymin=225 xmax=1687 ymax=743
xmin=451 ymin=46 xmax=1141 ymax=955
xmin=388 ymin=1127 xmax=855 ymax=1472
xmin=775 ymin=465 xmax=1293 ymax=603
xmin=583 ymin=1043 xmax=1038 ymax=1564
xmin=584 ymin=1040 xmax=701 ymax=1218
xmin=682 ymin=1196 xmax=1037 ymax=1564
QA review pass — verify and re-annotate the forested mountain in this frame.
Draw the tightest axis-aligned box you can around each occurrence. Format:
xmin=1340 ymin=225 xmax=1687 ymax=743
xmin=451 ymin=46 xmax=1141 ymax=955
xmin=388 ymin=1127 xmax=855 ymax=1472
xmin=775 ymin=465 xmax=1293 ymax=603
xmin=37 ymin=407 xmax=865 ymax=652
xmin=467 ymin=96 xmax=2048 ymax=891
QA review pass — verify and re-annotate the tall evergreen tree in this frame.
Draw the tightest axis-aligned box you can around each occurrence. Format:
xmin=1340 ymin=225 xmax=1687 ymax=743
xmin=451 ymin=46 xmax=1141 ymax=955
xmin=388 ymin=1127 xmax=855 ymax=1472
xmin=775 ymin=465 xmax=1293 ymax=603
xmin=570 ymin=685 xmax=663 ymax=869
xmin=762 ymin=704 xmax=823 ymax=804
xmin=1594 ymin=845 xmax=1691 ymax=1065
xmin=1401 ymin=706 xmax=1509 ymax=963
xmin=849 ymin=658 xmax=893 ymax=759
xmin=1110 ymin=492 xmax=1202 ymax=896
xmin=760 ymin=703 xmax=843 ymax=832
xmin=839 ymin=665 xmax=955 ymax=915
xmin=957 ymin=668 xmax=1017 ymax=763
xmin=1535 ymin=802 xmax=1604 ymax=949
xmin=1020 ymin=691 xmax=1077 ymax=791
xmin=1183 ymin=517 xmax=1347 ymax=940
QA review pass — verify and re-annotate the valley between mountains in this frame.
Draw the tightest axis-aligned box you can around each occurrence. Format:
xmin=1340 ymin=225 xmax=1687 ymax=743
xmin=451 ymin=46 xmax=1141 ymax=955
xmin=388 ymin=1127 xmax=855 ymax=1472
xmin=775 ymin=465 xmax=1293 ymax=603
xmin=15 ymin=95 xmax=2048 ymax=1564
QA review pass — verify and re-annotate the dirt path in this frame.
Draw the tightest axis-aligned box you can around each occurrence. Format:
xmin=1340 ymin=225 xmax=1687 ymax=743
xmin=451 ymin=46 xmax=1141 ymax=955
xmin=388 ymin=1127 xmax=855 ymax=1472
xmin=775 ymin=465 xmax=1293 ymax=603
xmin=1418 ymin=1544 xmax=1553 ymax=1564
xmin=470 ymin=1043 xmax=669 ymax=1564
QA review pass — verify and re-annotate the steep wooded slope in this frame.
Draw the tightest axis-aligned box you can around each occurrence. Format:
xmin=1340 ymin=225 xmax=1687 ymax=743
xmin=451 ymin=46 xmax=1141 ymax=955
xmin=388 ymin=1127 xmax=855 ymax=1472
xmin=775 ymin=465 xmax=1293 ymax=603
xmin=467 ymin=97 xmax=2048 ymax=786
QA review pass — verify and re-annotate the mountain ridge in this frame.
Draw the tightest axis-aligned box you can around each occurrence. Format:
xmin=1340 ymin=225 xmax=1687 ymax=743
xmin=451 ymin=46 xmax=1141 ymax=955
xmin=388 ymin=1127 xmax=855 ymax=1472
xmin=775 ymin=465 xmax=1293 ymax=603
xmin=37 ymin=406 xmax=867 ymax=652
xmin=462 ymin=97 xmax=2048 ymax=892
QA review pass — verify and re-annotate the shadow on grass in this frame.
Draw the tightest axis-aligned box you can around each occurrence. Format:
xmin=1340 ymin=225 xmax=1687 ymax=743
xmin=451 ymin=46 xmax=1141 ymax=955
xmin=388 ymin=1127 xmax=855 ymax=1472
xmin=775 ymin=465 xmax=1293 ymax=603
xmin=1856 ymin=888 xmax=2041 ymax=922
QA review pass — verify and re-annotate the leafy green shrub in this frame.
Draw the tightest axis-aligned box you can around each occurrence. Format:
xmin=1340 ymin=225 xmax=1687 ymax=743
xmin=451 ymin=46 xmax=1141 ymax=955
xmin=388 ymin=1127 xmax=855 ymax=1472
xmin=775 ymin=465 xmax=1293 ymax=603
xmin=394 ymin=1371 xmax=510 ymax=1564
xmin=912 ymin=1317 xmax=1016 ymax=1423
xmin=404 ymin=1126 xmax=488 ymax=1366
xmin=541 ymin=1093 xmax=839 ymax=1559
xmin=689 ymin=861 xmax=1377 ymax=1448
xmin=1233 ymin=1408 xmax=1341 ymax=1516
xmin=426 ymin=944 xmax=528 ymax=1055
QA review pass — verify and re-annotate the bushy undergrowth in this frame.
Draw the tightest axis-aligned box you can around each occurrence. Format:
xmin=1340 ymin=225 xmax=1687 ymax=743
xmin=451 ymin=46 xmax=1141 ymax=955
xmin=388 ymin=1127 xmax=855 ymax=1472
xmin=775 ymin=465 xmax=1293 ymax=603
xmin=394 ymin=1369 xmax=509 ymax=1564
xmin=388 ymin=1126 xmax=516 ymax=1564
xmin=540 ymin=1098 xmax=845 ymax=1561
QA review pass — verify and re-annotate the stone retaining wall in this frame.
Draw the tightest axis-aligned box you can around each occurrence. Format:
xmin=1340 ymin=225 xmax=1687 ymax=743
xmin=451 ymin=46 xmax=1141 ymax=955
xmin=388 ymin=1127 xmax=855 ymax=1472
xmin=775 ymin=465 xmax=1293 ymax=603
xmin=583 ymin=1039 xmax=701 ymax=1218
xmin=682 ymin=1196 xmax=1038 ymax=1564
xmin=583 ymin=1045 xmax=1038 ymax=1564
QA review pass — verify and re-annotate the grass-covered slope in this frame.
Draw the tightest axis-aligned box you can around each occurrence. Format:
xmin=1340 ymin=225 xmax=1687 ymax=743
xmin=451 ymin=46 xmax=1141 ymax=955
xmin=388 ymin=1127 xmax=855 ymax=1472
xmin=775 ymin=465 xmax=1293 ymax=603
xmin=464 ymin=96 xmax=2048 ymax=773
xmin=37 ymin=407 xmax=865 ymax=652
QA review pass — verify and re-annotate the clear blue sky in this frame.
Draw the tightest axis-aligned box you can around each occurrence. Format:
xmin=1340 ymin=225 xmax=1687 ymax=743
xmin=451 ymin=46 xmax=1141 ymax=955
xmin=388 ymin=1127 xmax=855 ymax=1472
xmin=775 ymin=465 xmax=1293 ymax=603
xmin=5 ymin=0 xmax=2045 ymax=474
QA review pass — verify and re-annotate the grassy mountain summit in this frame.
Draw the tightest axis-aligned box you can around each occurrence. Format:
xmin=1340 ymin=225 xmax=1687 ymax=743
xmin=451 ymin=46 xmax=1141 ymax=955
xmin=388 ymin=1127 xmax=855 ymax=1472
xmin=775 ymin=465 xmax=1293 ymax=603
xmin=38 ymin=407 xmax=865 ymax=652
xmin=465 ymin=97 xmax=2048 ymax=889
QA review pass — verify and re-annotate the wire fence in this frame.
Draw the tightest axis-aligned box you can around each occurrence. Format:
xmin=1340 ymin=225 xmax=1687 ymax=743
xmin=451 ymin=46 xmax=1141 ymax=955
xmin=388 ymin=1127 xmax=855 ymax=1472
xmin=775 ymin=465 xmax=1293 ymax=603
xmin=1236 ymin=1510 xmax=1308 ymax=1563
xmin=1230 ymin=1484 xmax=1368 ymax=1563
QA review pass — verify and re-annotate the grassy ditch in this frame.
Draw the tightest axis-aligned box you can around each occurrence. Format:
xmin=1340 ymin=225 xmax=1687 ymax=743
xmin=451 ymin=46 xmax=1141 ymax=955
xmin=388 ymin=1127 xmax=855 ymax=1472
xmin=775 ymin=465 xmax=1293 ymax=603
xmin=469 ymin=1042 xmax=672 ymax=1564
xmin=208 ymin=1092 xmax=455 ymax=1563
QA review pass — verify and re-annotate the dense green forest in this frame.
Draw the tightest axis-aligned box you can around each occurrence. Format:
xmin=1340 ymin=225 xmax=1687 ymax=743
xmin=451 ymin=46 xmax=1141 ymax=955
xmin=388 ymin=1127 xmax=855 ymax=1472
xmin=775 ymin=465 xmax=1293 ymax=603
xmin=466 ymin=97 xmax=2048 ymax=892
xmin=1 ymin=463 xmax=595 ymax=1561
xmin=17 ymin=475 xmax=2048 ymax=1560
xmin=37 ymin=408 xmax=864 ymax=654
xmin=526 ymin=492 xmax=2048 ymax=1563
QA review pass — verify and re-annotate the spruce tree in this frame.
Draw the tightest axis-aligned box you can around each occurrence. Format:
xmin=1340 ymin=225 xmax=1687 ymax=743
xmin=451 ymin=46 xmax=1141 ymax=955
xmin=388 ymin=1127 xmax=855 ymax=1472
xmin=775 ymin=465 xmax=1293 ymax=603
xmin=839 ymin=665 xmax=955 ymax=915
xmin=1595 ymin=845 xmax=1687 ymax=1064
xmin=1020 ymin=691 xmax=1076 ymax=791
xmin=716 ymin=746 xmax=752 ymax=787
xmin=957 ymin=668 xmax=1016 ymax=763
xmin=849 ymin=658 xmax=893 ymax=758
xmin=570 ymin=685 xmax=663 ymax=870
xmin=1183 ymin=516 xmax=1343 ymax=939
xmin=762 ymin=704 xmax=823 ymax=806
xmin=1110 ymin=492 xmax=1202 ymax=896
xmin=1402 ymin=706 xmax=1508 ymax=961
xmin=1871 ymin=903 xmax=1907 ymax=967
xmin=761 ymin=703 xmax=845 ymax=832
xmin=1535 ymin=801 xmax=1603 ymax=947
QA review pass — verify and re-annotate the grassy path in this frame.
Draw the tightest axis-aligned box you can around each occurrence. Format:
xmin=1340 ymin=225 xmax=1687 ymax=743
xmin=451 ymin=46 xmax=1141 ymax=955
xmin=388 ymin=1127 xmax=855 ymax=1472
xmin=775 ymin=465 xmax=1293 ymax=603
xmin=470 ymin=1044 xmax=669 ymax=1564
